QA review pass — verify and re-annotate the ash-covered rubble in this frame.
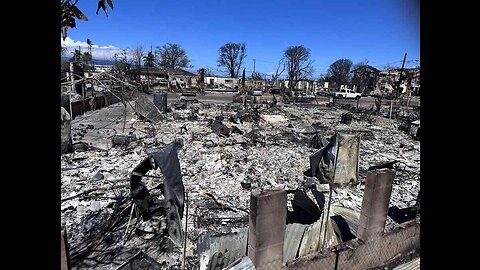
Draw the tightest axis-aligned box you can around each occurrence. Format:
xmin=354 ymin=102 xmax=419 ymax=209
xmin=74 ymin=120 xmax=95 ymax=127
xmin=61 ymin=100 xmax=420 ymax=269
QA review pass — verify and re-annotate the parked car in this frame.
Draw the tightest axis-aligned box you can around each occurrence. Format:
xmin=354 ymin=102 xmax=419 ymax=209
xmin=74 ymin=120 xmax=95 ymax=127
xmin=249 ymin=88 xmax=263 ymax=96
xmin=334 ymin=88 xmax=361 ymax=99
xmin=316 ymin=89 xmax=331 ymax=96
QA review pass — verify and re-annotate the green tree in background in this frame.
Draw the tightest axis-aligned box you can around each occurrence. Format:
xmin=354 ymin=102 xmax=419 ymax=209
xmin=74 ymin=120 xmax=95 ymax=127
xmin=327 ymin=59 xmax=353 ymax=89
xmin=156 ymin=43 xmax=191 ymax=69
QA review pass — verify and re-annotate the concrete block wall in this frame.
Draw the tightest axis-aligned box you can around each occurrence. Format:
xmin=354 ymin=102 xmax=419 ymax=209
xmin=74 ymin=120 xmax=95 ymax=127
xmin=336 ymin=224 xmax=419 ymax=270
xmin=284 ymin=221 xmax=420 ymax=270
xmin=70 ymin=93 xmax=122 ymax=119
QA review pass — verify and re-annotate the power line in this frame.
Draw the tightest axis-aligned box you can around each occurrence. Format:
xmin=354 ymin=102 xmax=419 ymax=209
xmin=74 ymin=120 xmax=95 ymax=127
xmin=371 ymin=59 xmax=421 ymax=69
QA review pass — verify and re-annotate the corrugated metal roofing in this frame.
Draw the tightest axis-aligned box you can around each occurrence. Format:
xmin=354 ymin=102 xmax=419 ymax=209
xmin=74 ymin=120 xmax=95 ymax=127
xmin=198 ymin=204 xmax=362 ymax=268
xmin=198 ymin=228 xmax=248 ymax=270
xmin=322 ymin=217 xmax=340 ymax=250
xmin=298 ymin=218 xmax=323 ymax=257
xmin=283 ymin=206 xmax=360 ymax=263
xmin=283 ymin=223 xmax=307 ymax=262
xmin=223 ymin=256 xmax=256 ymax=270
xmin=331 ymin=206 xmax=360 ymax=237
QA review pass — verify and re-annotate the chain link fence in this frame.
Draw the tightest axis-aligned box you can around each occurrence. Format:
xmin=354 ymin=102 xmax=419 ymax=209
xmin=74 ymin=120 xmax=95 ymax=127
xmin=249 ymin=219 xmax=420 ymax=270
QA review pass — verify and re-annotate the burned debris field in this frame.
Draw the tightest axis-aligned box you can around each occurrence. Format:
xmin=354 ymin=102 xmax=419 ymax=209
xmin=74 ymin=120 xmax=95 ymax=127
xmin=61 ymin=96 xmax=420 ymax=269
xmin=60 ymin=1 xmax=421 ymax=268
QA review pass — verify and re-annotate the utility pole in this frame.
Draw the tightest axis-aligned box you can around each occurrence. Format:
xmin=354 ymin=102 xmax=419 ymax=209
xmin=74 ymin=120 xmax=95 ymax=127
xmin=253 ymin=59 xmax=256 ymax=77
xmin=264 ymin=74 xmax=267 ymax=92
xmin=394 ymin=53 xmax=407 ymax=97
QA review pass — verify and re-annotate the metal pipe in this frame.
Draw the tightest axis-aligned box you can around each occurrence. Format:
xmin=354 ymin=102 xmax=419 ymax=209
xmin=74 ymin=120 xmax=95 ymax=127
xmin=69 ymin=92 xmax=73 ymax=118
xmin=82 ymin=83 xmax=86 ymax=115
xmin=322 ymin=185 xmax=333 ymax=250
xmin=182 ymin=192 xmax=189 ymax=270
xmin=390 ymin=100 xmax=393 ymax=119
xmin=122 ymin=85 xmax=127 ymax=133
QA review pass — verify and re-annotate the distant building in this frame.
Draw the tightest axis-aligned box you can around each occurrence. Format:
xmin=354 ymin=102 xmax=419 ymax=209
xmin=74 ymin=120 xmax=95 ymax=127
xmin=409 ymin=68 xmax=420 ymax=96
xmin=204 ymin=76 xmax=240 ymax=89
xmin=282 ymin=80 xmax=316 ymax=95
xmin=140 ymin=67 xmax=198 ymax=89
xmin=373 ymin=67 xmax=420 ymax=96
xmin=92 ymin=64 xmax=114 ymax=74
xmin=314 ymin=81 xmax=329 ymax=90
xmin=167 ymin=68 xmax=198 ymax=89
xmin=245 ymin=79 xmax=266 ymax=89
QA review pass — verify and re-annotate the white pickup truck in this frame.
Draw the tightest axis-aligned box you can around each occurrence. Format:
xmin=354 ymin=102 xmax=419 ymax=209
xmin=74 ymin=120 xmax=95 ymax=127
xmin=334 ymin=88 xmax=362 ymax=99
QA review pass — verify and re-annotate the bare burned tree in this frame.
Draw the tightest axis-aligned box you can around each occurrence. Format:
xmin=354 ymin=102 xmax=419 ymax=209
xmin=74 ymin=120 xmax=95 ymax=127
xmin=252 ymin=72 xmax=263 ymax=80
xmin=271 ymin=58 xmax=286 ymax=84
xmin=113 ymin=49 xmax=133 ymax=81
xmin=155 ymin=43 xmax=191 ymax=69
xmin=205 ymin=67 xmax=215 ymax=76
xmin=217 ymin=43 xmax=247 ymax=78
xmin=353 ymin=59 xmax=369 ymax=69
xmin=132 ymin=45 xmax=145 ymax=82
xmin=284 ymin=45 xmax=314 ymax=92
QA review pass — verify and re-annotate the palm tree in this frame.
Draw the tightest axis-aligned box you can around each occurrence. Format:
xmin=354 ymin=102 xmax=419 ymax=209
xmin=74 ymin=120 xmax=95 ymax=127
xmin=71 ymin=49 xmax=82 ymax=63
xmin=61 ymin=0 xmax=114 ymax=40
xmin=143 ymin=51 xmax=156 ymax=89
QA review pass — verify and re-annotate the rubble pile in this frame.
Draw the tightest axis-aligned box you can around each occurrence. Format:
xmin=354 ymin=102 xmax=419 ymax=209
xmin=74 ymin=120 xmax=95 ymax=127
xmin=61 ymin=101 xmax=420 ymax=269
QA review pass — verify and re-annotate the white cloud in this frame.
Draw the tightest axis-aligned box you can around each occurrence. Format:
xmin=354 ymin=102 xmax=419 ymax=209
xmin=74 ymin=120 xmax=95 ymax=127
xmin=61 ymin=37 xmax=129 ymax=60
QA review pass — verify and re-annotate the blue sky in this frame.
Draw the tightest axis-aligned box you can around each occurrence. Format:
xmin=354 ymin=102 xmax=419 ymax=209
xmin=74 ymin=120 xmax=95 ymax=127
xmin=63 ymin=0 xmax=420 ymax=77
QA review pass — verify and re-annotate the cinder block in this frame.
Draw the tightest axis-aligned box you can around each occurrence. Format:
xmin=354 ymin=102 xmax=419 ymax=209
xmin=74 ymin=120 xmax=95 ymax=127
xmin=249 ymin=211 xmax=286 ymax=234
xmin=248 ymin=242 xmax=284 ymax=269
xmin=357 ymin=226 xmax=383 ymax=242
xmin=362 ymin=181 xmax=375 ymax=202
xmin=359 ymin=200 xmax=389 ymax=219
xmin=250 ymin=189 xmax=287 ymax=216
xmin=404 ymin=225 xmax=417 ymax=239
xmin=248 ymin=189 xmax=286 ymax=269
xmin=414 ymin=224 xmax=421 ymax=236
xmin=360 ymin=194 xmax=391 ymax=220
xmin=365 ymin=169 xmax=394 ymax=189
xmin=359 ymin=213 xmax=387 ymax=229
xmin=249 ymin=227 xmax=285 ymax=250
xmin=374 ymin=173 xmax=394 ymax=189
xmin=375 ymin=185 xmax=394 ymax=200
xmin=358 ymin=169 xmax=395 ymax=242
